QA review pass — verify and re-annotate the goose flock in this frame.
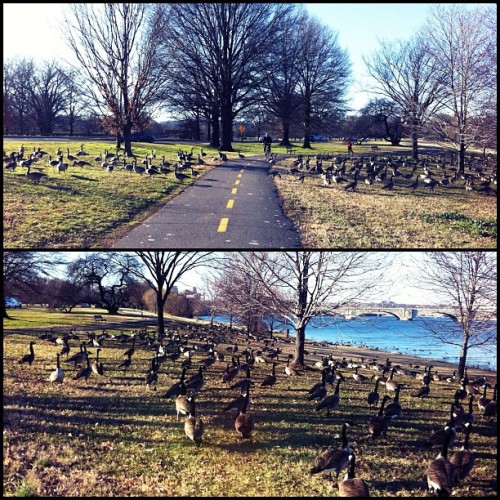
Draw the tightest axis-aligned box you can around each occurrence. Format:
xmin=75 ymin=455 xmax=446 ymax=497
xmin=9 ymin=318 xmax=497 ymax=496
xmin=273 ymin=151 xmax=497 ymax=196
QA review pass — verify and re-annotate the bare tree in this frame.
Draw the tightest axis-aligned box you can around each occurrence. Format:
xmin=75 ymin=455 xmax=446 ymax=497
xmin=64 ymin=4 xmax=169 ymax=156
xmin=162 ymin=3 xmax=289 ymax=151
xmin=412 ymin=252 xmax=497 ymax=378
xmin=423 ymin=4 xmax=497 ymax=173
xmin=68 ymin=253 xmax=140 ymax=314
xmin=225 ymin=252 xmax=390 ymax=368
xmin=131 ymin=252 xmax=213 ymax=338
xmin=3 ymin=251 xmax=65 ymax=319
xmin=296 ymin=14 xmax=351 ymax=149
xmin=364 ymin=34 xmax=446 ymax=159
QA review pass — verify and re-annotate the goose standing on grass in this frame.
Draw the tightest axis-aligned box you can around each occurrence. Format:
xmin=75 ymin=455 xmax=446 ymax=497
xmin=184 ymin=396 xmax=204 ymax=446
xmin=412 ymin=382 xmax=430 ymax=398
xmin=91 ymin=348 xmax=104 ymax=375
xmin=308 ymin=370 xmax=327 ymax=401
xmin=316 ymin=378 xmax=342 ymax=417
xmin=425 ymin=405 xmax=457 ymax=448
xmin=145 ymin=356 xmax=158 ymax=390
xmin=118 ymin=351 xmax=133 ymax=371
xmin=310 ymin=421 xmax=355 ymax=479
xmin=368 ymin=395 xmax=390 ymax=440
xmin=25 ymin=165 xmax=47 ymax=183
xmin=352 ymin=366 xmax=367 ymax=383
xmin=367 ymin=377 xmax=380 ymax=408
xmin=383 ymin=384 xmax=402 ymax=419
xmin=235 ymin=390 xmax=254 ymax=439
xmin=483 ymin=384 xmax=497 ymax=420
xmin=338 ymin=453 xmax=370 ymax=497
xmin=73 ymin=356 xmax=92 ymax=383
xmin=175 ymin=381 xmax=194 ymax=421
xmin=385 ymin=367 xmax=398 ymax=393
xmin=18 ymin=341 xmax=36 ymax=366
xmin=49 ymin=353 xmax=64 ymax=384
xmin=450 ymin=422 xmax=474 ymax=483
xmin=261 ymin=362 xmax=277 ymax=388
xmin=161 ymin=367 xmax=187 ymax=399
xmin=426 ymin=426 xmax=456 ymax=497
xmin=477 ymin=384 xmax=491 ymax=412
xmin=454 ymin=394 xmax=474 ymax=430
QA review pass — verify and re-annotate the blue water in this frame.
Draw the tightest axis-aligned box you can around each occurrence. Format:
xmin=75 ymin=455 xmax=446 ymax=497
xmin=197 ymin=315 xmax=496 ymax=371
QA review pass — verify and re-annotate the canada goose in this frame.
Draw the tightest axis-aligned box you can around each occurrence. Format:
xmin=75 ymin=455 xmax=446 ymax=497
xmin=352 ymin=366 xmax=367 ymax=383
xmin=422 ymin=365 xmax=433 ymax=386
xmin=368 ymin=395 xmax=390 ymax=439
xmin=285 ymin=356 xmax=301 ymax=382
xmin=426 ymin=426 xmax=456 ymax=497
xmin=48 ymin=353 xmax=64 ymax=384
xmin=174 ymin=164 xmax=190 ymax=182
xmin=66 ymin=148 xmax=77 ymax=162
xmin=25 ymin=165 xmax=47 ymax=183
xmin=385 ymin=367 xmax=398 ymax=393
xmin=184 ymin=397 xmax=204 ymax=446
xmin=383 ymin=384 xmax=402 ymax=419
xmin=450 ymin=422 xmax=474 ymax=483
xmin=161 ymin=367 xmax=188 ymax=398
xmin=483 ymin=384 xmax=497 ymax=419
xmin=223 ymin=387 xmax=251 ymax=414
xmin=338 ymin=453 xmax=370 ymax=497
xmin=18 ymin=341 xmax=36 ymax=366
xmin=344 ymin=172 xmax=358 ymax=192
xmin=76 ymin=144 xmax=88 ymax=156
xmin=123 ymin=337 xmax=136 ymax=357
xmin=175 ymin=381 xmax=194 ymax=421
xmin=464 ymin=379 xmax=480 ymax=397
xmin=316 ymin=378 xmax=341 ymax=417
xmin=445 ymin=371 xmax=457 ymax=383
xmin=60 ymin=337 xmax=71 ymax=359
xmin=235 ymin=391 xmax=254 ymax=439
xmin=412 ymin=383 xmax=430 ymax=398
xmin=66 ymin=343 xmax=86 ymax=366
xmin=145 ymin=356 xmax=158 ymax=390
xmin=310 ymin=421 xmax=354 ymax=479
xmin=73 ymin=356 xmax=92 ymax=383
xmin=231 ymin=367 xmax=253 ymax=393
xmin=222 ymin=357 xmax=240 ymax=383
xmin=477 ymin=384 xmax=492 ymax=412
xmin=185 ymin=367 xmax=204 ymax=393
xmin=261 ymin=362 xmax=277 ymax=388
xmin=91 ymin=348 xmax=104 ymax=375
xmin=367 ymin=378 xmax=380 ymax=408
xmin=181 ymin=349 xmax=192 ymax=370
xmin=238 ymin=149 xmax=245 ymax=159
xmin=426 ymin=405 xmax=457 ymax=448
xmin=381 ymin=174 xmax=395 ymax=190
xmin=308 ymin=371 xmax=328 ymax=402
xmin=454 ymin=395 xmax=474 ymax=429
xmin=118 ymin=351 xmax=133 ymax=371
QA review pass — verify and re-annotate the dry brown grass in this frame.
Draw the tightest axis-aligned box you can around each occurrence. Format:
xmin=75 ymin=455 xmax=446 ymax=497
xmin=3 ymin=315 xmax=497 ymax=497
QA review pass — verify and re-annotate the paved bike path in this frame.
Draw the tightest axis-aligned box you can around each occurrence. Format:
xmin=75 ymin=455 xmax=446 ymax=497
xmin=112 ymin=155 xmax=302 ymax=249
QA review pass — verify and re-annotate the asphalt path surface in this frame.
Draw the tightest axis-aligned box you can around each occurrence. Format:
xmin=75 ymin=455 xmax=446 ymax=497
xmin=112 ymin=155 xmax=302 ymax=249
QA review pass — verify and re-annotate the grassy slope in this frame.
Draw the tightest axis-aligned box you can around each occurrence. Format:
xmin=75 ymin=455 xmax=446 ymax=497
xmin=3 ymin=311 xmax=497 ymax=497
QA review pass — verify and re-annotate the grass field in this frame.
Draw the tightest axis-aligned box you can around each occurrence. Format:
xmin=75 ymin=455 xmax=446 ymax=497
xmin=4 ymin=139 xmax=496 ymax=249
xmin=269 ymin=141 xmax=497 ymax=248
xmin=3 ymin=309 xmax=497 ymax=497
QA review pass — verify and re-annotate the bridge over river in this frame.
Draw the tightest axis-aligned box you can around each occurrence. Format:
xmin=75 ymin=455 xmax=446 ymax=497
xmin=335 ymin=306 xmax=461 ymax=321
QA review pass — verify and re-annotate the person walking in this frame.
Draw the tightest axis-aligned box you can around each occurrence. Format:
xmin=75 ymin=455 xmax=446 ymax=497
xmin=347 ymin=139 xmax=354 ymax=155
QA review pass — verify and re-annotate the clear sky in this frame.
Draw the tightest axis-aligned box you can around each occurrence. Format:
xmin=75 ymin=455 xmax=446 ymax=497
xmin=4 ymin=3 xmax=492 ymax=114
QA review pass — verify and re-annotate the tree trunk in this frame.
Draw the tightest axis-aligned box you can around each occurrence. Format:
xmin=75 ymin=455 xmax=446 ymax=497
xmin=458 ymin=138 xmax=466 ymax=174
xmin=294 ymin=324 xmax=306 ymax=366
xmin=220 ymin=100 xmax=234 ymax=151
xmin=411 ymin=117 xmax=419 ymax=161
xmin=457 ymin=335 xmax=469 ymax=379
xmin=123 ymin=123 xmax=133 ymax=157
xmin=156 ymin=292 xmax=165 ymax=339
xmin=279 ymin=120 xmax=292 ymax=146
xmin=209 ymin=111 xmax=220 ymax=149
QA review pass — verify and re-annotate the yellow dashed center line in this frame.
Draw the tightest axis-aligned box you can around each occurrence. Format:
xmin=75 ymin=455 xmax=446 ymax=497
xmin=226 ymin=199 xmax=235 ymax=209
xmin=232 ymin=188 xmax=238 ymax=194
xmin=235 ymin=180 xmax=240 ymax=185
xmin=217 ymin=218 xmax=229 ymax=232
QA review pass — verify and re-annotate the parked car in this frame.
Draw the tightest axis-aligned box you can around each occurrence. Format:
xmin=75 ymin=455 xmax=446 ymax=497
xmin=79 ymin=303 xmax=91 ymax=308
xmin=4 ymin=297 xmax=22 ymax=309
xmin=309 ymin=135 xmax=329 ymax=142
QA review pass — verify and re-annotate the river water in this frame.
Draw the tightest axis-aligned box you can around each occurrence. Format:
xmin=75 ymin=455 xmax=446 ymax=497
xmin=197 ymin=315 xmax=496 ymax=371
